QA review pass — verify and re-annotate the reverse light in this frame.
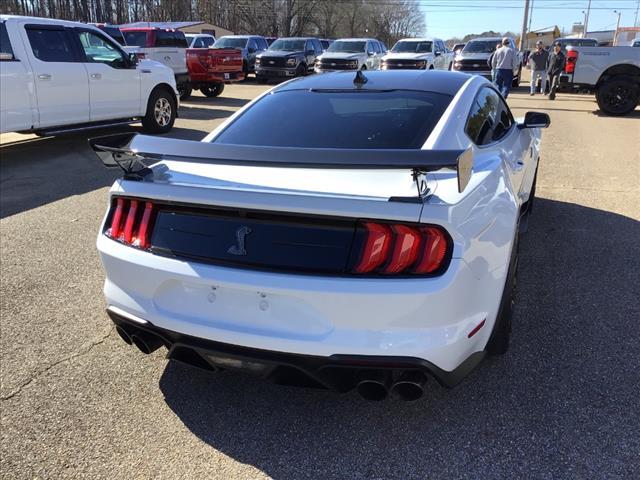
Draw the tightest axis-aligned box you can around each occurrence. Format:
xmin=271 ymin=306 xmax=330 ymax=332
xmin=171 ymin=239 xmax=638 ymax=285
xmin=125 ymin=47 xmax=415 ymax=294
xmin=353 ymin=222 xmax=451 ymax=275
xmin=105 ymin=197 xmax=157 ymax=250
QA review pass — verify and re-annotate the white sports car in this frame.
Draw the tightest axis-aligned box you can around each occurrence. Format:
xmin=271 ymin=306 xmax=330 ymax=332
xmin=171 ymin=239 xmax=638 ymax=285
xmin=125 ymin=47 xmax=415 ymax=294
xmin=93 ymin=70 xmax=549 ymax=401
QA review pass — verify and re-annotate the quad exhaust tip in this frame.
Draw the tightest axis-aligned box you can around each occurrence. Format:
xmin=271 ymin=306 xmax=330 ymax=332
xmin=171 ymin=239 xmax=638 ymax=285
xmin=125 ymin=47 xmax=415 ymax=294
xmin=130 ymin=330 xmax=164 ymax=355
xmin=390 ymin=371 xmax=428 ymax=401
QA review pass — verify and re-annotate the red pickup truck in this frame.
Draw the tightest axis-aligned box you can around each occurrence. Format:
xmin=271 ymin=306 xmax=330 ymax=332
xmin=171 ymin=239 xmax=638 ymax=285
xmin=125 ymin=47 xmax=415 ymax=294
xmin=185 ymin=48 xmax=245 ymax=98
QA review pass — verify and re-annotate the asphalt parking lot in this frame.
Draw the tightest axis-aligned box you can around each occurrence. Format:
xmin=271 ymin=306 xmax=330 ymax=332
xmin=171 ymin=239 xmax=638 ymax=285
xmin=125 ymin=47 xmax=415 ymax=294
xmin=1 ymin=76 xmax=639 ymax=479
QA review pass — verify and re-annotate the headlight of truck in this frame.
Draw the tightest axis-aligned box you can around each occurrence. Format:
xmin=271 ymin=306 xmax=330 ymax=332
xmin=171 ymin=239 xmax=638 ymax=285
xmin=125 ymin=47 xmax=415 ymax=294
xmin=349 ymin=60 xmax=358 ymax=68
xmin=287 ymin=58 xmax=297 ymax=66
xmin=255 ymin=58 xmax=261 ymax=65
xmin=416 ymin=60 xmax=427 ymax=68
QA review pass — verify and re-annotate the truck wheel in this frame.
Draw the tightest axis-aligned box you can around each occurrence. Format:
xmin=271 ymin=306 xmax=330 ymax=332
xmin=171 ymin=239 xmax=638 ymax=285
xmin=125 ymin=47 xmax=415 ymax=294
xmin=242 ymin=61 xmax=249 ymax=81
xmin=512 ymin=67 xmax=521 ymax=87
xmin=201 ymin=84 xmax=225 ymax=97
xmin=296 ymin=63 xmax=306 ymax=77
xmin=177 ymin=84 xmax=192 ymax=100
xmin=596 ymin=76 xmax=639 ymax=116
xmin=486 ymin=227 xmax=519 ymax=355
xmin=142 ymin=88 xmax=176 ymax=134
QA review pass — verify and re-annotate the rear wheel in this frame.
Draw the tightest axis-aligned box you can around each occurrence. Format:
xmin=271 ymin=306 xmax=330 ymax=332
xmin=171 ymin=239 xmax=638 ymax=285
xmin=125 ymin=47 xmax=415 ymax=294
xmin=177 ymin=84 xmax=192 ymax=100
xmin=200 ymin=84 xmax=225 ymax=97
xmin=242 ymin=61 xmax=249 ymax=81
xmin=486 ymin=227 xmax=519 ymax=355
xmin=296 ymin=63 xmax=307 ymax=77
xmin=512 ymin=67 xmax=521 ymax=87
xmin=141 ymin=87 xmax=176 ymax=134
xmin=596 ymin=76 xmax=639 ymax=116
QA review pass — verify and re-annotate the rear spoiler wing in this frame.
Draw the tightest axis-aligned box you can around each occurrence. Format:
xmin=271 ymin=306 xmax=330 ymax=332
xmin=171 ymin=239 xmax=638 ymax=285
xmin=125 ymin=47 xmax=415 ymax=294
xmin=89 ymin=133 xmax=473 ymax=193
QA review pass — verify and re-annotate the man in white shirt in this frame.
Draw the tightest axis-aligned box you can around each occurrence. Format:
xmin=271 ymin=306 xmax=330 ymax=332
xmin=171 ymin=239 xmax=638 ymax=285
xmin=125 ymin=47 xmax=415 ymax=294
xmin=491 ymin=37 xmax=519 ymax=98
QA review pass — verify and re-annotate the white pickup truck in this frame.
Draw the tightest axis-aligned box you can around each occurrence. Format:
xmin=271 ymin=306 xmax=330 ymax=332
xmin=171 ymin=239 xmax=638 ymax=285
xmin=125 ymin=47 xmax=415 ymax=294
xmin=381 ymin=37 xmax=453 ymax=70
xmin=0 ymin=15 xmax=179 ymax=135
xmin=560 ymin=46 xmax=640 ymax=116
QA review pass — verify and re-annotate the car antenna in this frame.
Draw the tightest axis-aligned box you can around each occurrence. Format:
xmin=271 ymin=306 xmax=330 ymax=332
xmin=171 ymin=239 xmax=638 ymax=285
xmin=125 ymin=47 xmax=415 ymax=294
xmin=353 ymin=69 xmax=368 ymax=86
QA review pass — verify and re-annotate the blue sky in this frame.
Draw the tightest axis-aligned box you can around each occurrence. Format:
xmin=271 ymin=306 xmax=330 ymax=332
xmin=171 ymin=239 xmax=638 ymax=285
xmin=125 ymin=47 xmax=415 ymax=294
xmin=419 ymin=0 xmax=640 ymax=39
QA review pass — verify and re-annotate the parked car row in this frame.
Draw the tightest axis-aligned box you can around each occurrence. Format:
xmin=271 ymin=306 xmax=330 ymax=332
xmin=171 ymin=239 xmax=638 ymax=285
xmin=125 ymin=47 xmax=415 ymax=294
xmin=452 ymin=36 xmax=523 ymax=87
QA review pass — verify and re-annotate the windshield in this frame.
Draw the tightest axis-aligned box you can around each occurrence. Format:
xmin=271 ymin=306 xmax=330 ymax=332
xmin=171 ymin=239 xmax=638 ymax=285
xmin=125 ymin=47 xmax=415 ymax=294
xmin=391 ymin=41 xmax=432 ymax=53
xmin=214 ymin=90 xmax=452 ymax=149
xmin=327 ymin=41 xmax=366 ymax=53
xmin=213 ymin=37 xmax=248 ymax=49
xmin=122 ymin=31 xmax=147 ymax=47
xmin=269 ymin=39 xmax=306 ymax=51
xmin=463 ymin=40 xmax=500 ymax=53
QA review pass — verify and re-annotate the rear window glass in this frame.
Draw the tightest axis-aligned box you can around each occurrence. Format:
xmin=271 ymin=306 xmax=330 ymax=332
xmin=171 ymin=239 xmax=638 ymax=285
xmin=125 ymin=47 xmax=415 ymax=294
xmin=463 ymin=40 xmax=500 ymax=53
xmin=1 ymin=22 xmax=13 ymax=57
xmin=214 ymin=90 xmax=452 ymax=149
xmin=214 ymin=37 xmax=248 ymax=49
xmin=26 ymin=27 xmax=74 ymax=62
xmin=123 ymin=31 xmax=148 ymax=46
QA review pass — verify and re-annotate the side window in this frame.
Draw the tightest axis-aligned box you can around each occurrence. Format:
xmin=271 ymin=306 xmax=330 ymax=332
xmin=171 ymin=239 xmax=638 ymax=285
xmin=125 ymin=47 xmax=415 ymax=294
xmin=257 ymin=38 xmax=268 ymax=50
xmin=202 ymin=36 xmax=215 ymax=48
xmin=154 ymin=30 xmax=170 ymax=47
xmin=193 ymin=37 xmax=204 ymax=48
xmin=466 ymin=87 xmax=513 ymax=146
xmin=372 ymin=41 xmax=381 ymax=54
xmin=25 ymin=27 xmax=75 ymax=62
xmin=1 ymin=22 xmax=14 ymax=58
xmin=248 ymin=39 xmax=258 ymax=52
xmin=314 ymin=39 xmax=323 ymax=54
xmin=77 ymin=30 xmax=127 ymax=67
xmin=380 ymin=42 xmax=388 ymax=53
xmin=174 ymin=32 xmax=188 ymax=48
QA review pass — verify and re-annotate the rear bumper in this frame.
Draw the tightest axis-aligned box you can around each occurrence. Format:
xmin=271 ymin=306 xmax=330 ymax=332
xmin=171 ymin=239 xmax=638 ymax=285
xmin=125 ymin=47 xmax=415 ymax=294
xmin=98 ymin=232 xmax=502 ymax=373
xmin=174 ymin=72 xmax=190 ymax=86
xmin=108 ymin=307 xmax=485 ymax=390
xmin=190 ymin=71 xmax=245 ymax=84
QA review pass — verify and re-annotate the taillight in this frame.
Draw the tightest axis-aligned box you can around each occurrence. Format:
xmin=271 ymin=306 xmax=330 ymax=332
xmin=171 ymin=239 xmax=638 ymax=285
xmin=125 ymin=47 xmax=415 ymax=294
xmin=353 ymin=222 xmax=450 ymax=275
xmin=565 ymin=50 xmax=578 ymax=74
xmin=105 ymin=197 xmax=156 ymax=250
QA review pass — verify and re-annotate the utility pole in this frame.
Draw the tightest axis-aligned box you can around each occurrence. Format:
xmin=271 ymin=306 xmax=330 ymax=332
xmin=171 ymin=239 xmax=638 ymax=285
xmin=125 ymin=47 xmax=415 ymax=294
xmin=635 ymin=0 xmax=639 ymax=27
xmin=527 ymin=0 xmax=535 ymax=45
xmin=613 ymin=10 xmax=622 ymax=45
xmin=520 ymin=0 xmax=530 ymax=50
xmin=583 ymin=0 xmax=592 ymax=38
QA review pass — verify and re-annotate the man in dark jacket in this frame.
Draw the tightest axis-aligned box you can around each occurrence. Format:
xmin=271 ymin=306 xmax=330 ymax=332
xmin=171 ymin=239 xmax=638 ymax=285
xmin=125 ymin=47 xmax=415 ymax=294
xmin=528 ymin=40 xmax=549 ymax=95
xmin=547 ymin=42 xmax=565 ymax=100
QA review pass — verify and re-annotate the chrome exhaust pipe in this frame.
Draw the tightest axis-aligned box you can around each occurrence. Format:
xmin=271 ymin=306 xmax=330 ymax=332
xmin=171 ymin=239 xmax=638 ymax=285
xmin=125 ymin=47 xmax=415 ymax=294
xmin=355 ymin=371 xmax=391 ymax=401
xmin=131 ymin=330 xmax=164 ymax=354
xmin=115 ymin=325 xmax=134 ymax=345
xmin=390 ymin=371 xmax=427 ymax=401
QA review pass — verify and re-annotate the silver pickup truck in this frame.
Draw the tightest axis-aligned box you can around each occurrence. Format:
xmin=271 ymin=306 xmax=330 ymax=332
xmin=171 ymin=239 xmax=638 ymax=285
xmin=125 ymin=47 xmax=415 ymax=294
xmin=560 ymin=46 xmax=640 ymax=116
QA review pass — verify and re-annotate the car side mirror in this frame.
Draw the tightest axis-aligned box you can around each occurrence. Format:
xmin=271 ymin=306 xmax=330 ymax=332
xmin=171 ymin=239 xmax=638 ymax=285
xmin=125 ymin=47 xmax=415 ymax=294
xmin=519 ymin=111 xmax=551 ymax=129
xmin=367 ymin=51 xmax=374 ymax=56
xmin=435 ymin=51 xmax=441 ymax=56
xmin=128 ymin=52 xmax=138 ymax=66
xmin=0 ymin=52 xmax=15 ymax=61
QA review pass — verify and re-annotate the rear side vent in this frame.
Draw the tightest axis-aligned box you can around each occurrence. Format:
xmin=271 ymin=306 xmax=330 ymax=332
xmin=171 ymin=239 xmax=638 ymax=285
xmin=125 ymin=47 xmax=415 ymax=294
xmin=105 ymin=198 xmax=157 ymax=249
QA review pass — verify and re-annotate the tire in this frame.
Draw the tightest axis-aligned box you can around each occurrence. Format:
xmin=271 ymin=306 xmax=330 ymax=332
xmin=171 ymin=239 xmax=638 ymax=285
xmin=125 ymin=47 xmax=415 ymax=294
xmin=360 ymin=64 xmax=367 ymax=70
xmin=242 ymin=61 xmax=249 ymax=81
xmin=519 ymin=166 xmax=538 ymax=234
xmin=429 ymin=64 xmax=434 ymax=70
xmin=596 ymin=76 xmax=639 ymax=116
xmin=512 ymin=67 xmax=521 ymax=87
xmin=486 ymin=227 xmax=519 ymax=355
xmin=141 ymin=87 xmax=176 ymax=134
xmin=177 ymin=84 xmax=192 ymax=100
xmin=200 ymin=84 xmax=225 ymax=97
xmin=295 ymin=63 xmax=307 ymax=77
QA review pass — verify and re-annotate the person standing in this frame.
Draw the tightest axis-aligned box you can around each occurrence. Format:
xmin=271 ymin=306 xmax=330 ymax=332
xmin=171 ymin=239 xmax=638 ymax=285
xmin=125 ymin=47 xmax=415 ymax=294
xmin=487 ymin=43 xmax=501 ymax=83
xmin=491 ymin=37 xmax=519 ymax=98
xmin=528 ymin=40 xmax=549 ymax=95
xmin=547 ymin=41 xmax=566 ymax=100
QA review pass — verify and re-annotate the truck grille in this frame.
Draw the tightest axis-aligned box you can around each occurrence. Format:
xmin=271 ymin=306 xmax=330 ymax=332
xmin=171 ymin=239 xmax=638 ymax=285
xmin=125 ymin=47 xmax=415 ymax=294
xmin=383 ymin=59 xmax=425 ymax=70
xmin=455 ymin=59 xmax=490 ymax=72
xmin=259 ymin=56 xmax=287 ymax=67
xmin=318 ymin=58 xmax=357 ymax=70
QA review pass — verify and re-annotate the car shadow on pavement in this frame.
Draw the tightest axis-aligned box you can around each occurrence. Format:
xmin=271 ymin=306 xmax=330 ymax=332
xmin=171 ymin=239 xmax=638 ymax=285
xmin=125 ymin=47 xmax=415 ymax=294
xmin=181 ymin=96 xmax=250 ymax=108
xmin=178 ymin=105 xmax=240 ymax=122
xmin=158 ymin=197 xmax=640 ymax=479
xmin=0 ymin=125 xmax=206 ymax=219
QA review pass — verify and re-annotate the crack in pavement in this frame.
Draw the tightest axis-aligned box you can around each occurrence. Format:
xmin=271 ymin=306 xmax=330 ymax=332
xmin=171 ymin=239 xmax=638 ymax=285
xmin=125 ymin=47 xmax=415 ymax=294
xmin=0 ymin=326 xmax=114 ymax=401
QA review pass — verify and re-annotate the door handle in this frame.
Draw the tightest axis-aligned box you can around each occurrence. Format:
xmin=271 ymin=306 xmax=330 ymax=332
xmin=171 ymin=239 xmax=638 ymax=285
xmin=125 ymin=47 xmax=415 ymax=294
xmin=90 ymin=73 xmax=102 ymax=79
xmin=38 ymin=74 xmax=51 ymax=80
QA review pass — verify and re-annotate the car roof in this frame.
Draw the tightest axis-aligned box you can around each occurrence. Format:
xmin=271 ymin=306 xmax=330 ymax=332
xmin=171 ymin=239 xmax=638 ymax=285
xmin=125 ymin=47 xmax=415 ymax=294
xmin=468 ymin=37 xmax=508 ymax=42
xmin=273 ymin=37 xmax=317 ymax=40
xmin=334 ymin=38 xmax=379 ymax=42
xmin=221 ymin=35 xmax=264 ymax=39
xmin=397 ymin=37 xmax=437 ymax=42
xmin=274 ymin=70 xmax=471 ymax=96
